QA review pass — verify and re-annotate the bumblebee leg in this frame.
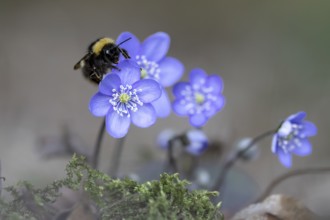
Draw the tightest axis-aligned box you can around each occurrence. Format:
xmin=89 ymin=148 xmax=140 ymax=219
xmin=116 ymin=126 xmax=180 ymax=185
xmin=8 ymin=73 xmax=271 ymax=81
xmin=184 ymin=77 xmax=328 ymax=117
xmin=90 ymin=69 xmax=103 ymax=80
xmin=111 ymin=65 xmax=121 ymax=71
xmin=89 ymin=72 xmax=102 ymax=84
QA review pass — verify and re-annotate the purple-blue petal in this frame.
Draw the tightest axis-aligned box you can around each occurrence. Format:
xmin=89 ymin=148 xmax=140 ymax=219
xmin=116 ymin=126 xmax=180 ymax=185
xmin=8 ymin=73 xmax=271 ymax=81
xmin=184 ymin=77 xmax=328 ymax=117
xmin=172 ymin=98 xmax=192 ymax=116
xmin=99 ymin=74 xmax=121 ymax=95
xmin=206 ymin=75 xmax=224 ymax=94
xmin=116 ymin=32 xmax=140 ymax=60
xmin=293 ymin=139 xmax=312 ymax=156
xmin=173 ymin=82 xmax=191 ymax=98
xmin=204 ymin=104 xmax=217 ymax=118
xmin=302 ymin=121 xmax=317 ymax=137
xmin=112 ymin=60 xmax=141 ymax=85
xmin=189 ymin=113 xmax=207 ymax=127
xmin=189 ymin=68 xmax=207 ymax=86
xmin=187 ymin=129 xmax=208 ymax=144
xmin=287 ymin=111 xmax=306 ymax=124
xmin=277 ymin=150 xmax=292 ymax=168
xmin=131 ymin=104 xmax=156 ymax=128
xmin=133 ymin=79 xmax=161 ymax=103
xmin=140 ymin=32 xmax=170 ymax=62
xmin=106 ymin=111 xmax=131 ymax=138
xmin=204 ymin=96 xmax=225 ymax=118
xmin=212 ymin=95 xmax=226 ymax=111
xmin=158 ymin=57 xmax=184 ymax=87
xmin=186 ymin=143 xmax=207 ymax=156
xmin=151 ymin=88 xmax=171 ymax=118
xmin=185 ymin=129 xmax=208 ymax=155
xmin=89 ymin=93 xmax=111 ymax=117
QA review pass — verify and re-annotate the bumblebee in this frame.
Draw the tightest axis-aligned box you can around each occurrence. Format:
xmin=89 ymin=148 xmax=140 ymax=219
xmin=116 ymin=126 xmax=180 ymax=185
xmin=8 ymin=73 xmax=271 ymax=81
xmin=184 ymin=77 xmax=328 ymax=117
xmin=74 ymin=37 xmax=131 ymax=84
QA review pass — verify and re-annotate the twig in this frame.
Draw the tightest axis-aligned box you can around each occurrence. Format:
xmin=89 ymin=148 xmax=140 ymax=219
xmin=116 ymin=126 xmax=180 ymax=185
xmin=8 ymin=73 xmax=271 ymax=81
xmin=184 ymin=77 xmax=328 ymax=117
xmin=255 ymin=167 xmax=330 ymax=203
xmin=211 ymin=129 xmax=276 ymax=191
xmin=92 ymin=119 xmax=106 ymax=169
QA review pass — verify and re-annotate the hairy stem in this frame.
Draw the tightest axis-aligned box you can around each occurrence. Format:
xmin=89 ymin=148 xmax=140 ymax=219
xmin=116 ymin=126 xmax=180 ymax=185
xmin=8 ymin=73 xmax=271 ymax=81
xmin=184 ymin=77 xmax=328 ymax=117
xmin=255 ymin=167 xmax=330 ymax=202
xmin=167 ymin=138 xmax=178 ymax=173
xmin=92 ymin=118 xmax=106 ymax=169
xmin=211 ymin=129 xmax=276 ymax=191
xmin=109 ymin=136 xmax=126 ymax=177
xmin=0 ymin=160 xmax=2 ymax=196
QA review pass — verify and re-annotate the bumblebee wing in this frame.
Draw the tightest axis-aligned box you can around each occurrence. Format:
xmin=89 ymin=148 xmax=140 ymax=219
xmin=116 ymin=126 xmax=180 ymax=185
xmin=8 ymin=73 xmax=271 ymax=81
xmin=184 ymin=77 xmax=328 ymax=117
xmin=74 ymin=53 xmax=91 ymax=70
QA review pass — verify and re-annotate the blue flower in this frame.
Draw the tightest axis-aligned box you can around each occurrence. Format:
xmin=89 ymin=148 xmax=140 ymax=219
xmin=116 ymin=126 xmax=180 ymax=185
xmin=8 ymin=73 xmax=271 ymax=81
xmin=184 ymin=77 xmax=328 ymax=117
xmin=185 ymin=129 xmax=209 ymax=155
xmin=172 ymin=68 xmax=226 ymax=127
xmin=116 ymin=32 xmax=184 ymax=118
xmin=89 ymin=60 xmax=161 ymax=138
xmin=272 ymin=111 xmax=317 ymax=168
xmin=157 ymin=129 xmax=209 ymax=156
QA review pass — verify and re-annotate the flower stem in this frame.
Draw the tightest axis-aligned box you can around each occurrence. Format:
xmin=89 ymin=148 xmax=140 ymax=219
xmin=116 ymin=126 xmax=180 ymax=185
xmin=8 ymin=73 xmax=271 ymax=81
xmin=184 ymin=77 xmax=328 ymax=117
xmin=109 ymin=136 xmax=126 ymax=177
xmin=0 ymin=160 xmax=2 ymax=196
xmin=167 ymin=139 xmax=178 ymax=173
xmin=92 ymin=118 xmax=106 ymax=169
xmin=255 ymin=167 xmax=330 ymax=202
xmin=167 ymin=136 xmax=179 ymax=173
xmin=211 ymin=129 xmax=276 ymax=191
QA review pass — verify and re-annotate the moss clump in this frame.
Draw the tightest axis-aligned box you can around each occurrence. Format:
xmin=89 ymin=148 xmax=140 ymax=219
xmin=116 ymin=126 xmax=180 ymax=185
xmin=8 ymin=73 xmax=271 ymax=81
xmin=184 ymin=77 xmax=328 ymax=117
xmin=0 ymin=155 xmax=222 ymax=219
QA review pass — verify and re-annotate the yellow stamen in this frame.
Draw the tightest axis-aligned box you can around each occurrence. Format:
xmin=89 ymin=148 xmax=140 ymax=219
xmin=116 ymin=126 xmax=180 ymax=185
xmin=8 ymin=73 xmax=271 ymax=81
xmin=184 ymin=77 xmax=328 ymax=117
xmin=120 ymin=93 xmax=130 ymax=103
xmin=195 ymin=93 xmax=205 ymax=104
xmin=141 ymin=68 xmax=148 ymax=79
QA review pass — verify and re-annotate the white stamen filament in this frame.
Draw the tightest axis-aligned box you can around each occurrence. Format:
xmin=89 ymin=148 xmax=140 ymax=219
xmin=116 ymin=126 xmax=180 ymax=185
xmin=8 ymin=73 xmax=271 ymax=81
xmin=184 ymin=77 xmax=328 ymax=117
xmin=136 ymin=55 xmax=161 ymax=80
xmin=180 ymin=83 xmax=217 ymax=115
xmin=109 ymin=84 xmax=143 ymax=117
xmin=277 ymin=122 xmax=304 ymax=153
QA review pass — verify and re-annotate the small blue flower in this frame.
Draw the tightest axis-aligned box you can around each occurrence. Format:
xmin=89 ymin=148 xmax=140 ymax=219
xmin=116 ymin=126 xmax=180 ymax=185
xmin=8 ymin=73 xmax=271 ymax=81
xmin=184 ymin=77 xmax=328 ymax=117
xmin=172 ymin=68 xmax=226 ymax=127
xmin=89 ymin=60 xmax=161 ymax=138
xmin=116 ymin=32 xmax=184 ymax=118
xmin=157 ymin=129 xmax=209 ymax=156
xmin=272 ymin=111 xmax=317 ymax=168
xmin=185 ymin=129 xmax=208 ymax=156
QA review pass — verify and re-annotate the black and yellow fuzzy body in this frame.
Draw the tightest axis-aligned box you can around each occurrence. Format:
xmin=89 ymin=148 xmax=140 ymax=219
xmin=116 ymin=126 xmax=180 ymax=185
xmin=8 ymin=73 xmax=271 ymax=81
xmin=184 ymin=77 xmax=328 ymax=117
xmin=74 ymin=37 xmax=131 ymax=84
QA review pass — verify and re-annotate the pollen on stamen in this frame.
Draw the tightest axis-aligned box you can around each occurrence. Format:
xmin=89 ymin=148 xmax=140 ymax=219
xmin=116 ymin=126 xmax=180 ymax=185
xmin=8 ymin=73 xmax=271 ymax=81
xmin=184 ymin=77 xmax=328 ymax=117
xmin=108 ymin=84 xmax=144 ymax=118
xmin=294 ymin=138 xmax=301 ymax=147
xmin=195 ymin=93 xmax=205 ymax=105
xmin=136 ymin=55 xmax=161 ymax=80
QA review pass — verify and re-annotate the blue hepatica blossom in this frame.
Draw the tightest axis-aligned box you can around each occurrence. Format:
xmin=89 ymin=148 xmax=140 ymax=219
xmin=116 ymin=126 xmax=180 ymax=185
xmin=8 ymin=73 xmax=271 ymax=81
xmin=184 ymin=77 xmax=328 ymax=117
xmin=157 ymin=129 xmax=209 ymax=156
xmin=89 ymin=60 xmax=161 ymax=138
xmin=185 ymin=129 xmax=209 ymax=155
xmin=172 ymin=68 xmax=226 ymax=127
xmin=272 ymin=111 xmax=317 ymax=168
xmin=116 ymin=32 xmax=184 ymax=118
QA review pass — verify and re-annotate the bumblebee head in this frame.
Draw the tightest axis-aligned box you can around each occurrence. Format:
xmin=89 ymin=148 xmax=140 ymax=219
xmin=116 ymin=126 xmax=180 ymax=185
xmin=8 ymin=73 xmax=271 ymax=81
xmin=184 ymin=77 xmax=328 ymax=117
xmin=103 ymin=37 xmax=132 ymax=64
xmin=103 ymin=45 xmax=121 ymax=64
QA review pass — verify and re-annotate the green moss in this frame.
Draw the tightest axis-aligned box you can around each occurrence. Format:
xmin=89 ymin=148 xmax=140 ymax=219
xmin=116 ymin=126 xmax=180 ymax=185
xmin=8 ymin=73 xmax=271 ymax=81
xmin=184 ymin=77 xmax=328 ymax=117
xmin=0 ymin=154 xmax=222 ymax=219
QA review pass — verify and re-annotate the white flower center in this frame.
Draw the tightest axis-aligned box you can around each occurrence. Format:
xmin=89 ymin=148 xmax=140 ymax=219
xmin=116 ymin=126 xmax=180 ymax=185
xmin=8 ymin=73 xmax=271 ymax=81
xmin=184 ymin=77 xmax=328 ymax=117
xmin=179 ymin=83 xmax=216 ymax=115
xmin=278 ymin=121 xmax=292 ymax=137
xmin=109 ymin=84 xmax=143 ymax=117
xmin=136 ymin=55 xmax=160 ymax=80
xmin=277 ymin=122 xmax=304 ymax=153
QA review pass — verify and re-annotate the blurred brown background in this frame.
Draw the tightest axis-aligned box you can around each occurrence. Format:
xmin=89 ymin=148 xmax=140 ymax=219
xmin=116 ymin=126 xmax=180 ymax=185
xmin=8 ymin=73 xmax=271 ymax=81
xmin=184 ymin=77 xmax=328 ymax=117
xmin=1 ymin=0 xmax=330 ymax=216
